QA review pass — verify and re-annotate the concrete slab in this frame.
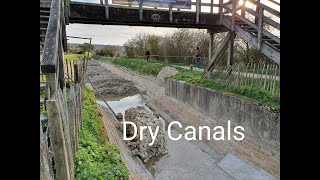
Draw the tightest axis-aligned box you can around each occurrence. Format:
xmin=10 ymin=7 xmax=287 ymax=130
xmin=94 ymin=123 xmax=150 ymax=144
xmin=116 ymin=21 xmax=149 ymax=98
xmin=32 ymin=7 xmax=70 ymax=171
xmin=217 ymin=154 xmax=278 ymax=180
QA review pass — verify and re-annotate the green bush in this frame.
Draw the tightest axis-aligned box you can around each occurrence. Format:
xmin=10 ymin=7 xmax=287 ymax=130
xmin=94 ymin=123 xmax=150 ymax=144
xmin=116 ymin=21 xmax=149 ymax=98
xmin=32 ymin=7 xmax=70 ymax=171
xmin=109 ymin=58 xmax=167 ymax=76
xmin=95 ymin=48 xmax=117 ymax=57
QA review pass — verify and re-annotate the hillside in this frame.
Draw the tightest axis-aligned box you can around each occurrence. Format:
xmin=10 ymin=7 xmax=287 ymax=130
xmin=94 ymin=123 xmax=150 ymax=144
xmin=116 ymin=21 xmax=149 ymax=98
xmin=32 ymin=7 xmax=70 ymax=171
xmin=70 ymin=43 xmax=125 ymax=51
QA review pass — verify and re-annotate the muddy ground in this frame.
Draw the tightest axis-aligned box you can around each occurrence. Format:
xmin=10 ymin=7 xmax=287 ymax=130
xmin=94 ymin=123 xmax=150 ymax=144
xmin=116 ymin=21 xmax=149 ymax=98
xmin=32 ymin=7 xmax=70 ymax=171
xmin=86 ymin=60 xmax=140 ymax=99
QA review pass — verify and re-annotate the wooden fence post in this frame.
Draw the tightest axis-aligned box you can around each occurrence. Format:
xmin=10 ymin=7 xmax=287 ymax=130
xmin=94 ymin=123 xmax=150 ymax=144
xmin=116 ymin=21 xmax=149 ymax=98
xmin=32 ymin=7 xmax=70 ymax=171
xmin=67 ymin=85 xmax=77 ymax=157
xmin=46 ymin=99 xmax=71 ymax=180
xmin=40 ymin=123 xmax=54 ymax=180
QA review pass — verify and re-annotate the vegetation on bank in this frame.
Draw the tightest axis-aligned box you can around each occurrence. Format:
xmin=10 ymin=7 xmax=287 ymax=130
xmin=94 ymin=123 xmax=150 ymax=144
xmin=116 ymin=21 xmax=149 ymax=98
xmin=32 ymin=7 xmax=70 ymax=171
xmin=94 ymin=56 xmax=280 ymax=109
xmin=171 ymin=70 xmax=280 ymax=109
xmin=65 ymin=52 xmax=92 ymax=62
xmin=75 ymin=87 xmax=129 ymax=179
xmin=98 ymin=56 xmax=167 ymax=76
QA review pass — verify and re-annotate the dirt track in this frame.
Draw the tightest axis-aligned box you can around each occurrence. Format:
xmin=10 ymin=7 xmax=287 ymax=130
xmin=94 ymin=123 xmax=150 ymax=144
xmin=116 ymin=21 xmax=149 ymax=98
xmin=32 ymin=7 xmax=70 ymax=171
xmin=86 ymin=60 xmax=140 ymax=99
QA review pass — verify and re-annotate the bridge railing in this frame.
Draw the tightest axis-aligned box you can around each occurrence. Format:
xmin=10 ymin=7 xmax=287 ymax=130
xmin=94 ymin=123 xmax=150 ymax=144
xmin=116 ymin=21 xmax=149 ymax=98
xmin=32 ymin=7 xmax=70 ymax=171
xmin=71 ymin=0 xmax=222 ymax=14
xmin=221 ymin=0 xmax=279 ymax=48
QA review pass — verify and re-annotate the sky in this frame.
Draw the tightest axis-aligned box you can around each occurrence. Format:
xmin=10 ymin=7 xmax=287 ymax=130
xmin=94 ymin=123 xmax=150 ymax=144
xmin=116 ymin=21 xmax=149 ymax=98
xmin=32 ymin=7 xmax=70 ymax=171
xmin=66 ymin=0 xmax=280 ymax=45
xmin=66 ymin=24 xmax=180 ymax=45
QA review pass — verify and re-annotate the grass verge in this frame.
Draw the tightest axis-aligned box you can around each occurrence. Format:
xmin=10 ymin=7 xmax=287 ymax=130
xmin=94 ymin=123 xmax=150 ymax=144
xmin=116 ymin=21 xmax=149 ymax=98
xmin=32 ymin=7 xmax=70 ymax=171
xmin=97 ymin=56 xmax=168 ymax=76
xmin=172 ymin=70 xmax=280 ymax=109
xmin=75 ymin=87 xmax=129 ymax=179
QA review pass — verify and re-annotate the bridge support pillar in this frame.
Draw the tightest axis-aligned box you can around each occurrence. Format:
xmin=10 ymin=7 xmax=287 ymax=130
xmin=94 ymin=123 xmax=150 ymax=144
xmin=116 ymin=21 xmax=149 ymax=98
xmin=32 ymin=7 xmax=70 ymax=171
xmin=227 ymin=31 xmax=236 ymax=75
xmin=208 ymin=32 xmax=215 ymax=66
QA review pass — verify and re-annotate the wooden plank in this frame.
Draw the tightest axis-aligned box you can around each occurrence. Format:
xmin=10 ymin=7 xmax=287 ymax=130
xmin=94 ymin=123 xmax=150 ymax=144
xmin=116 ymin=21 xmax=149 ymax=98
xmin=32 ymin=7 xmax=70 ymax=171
xmin=234 ymin=13 xmax=259 ymax=29
xmin=191 ymin=2 xmax=219 ymax=7
xmin=63 ymin=0 xmax=70 ymax=25
xmin=272 ymin=64 xmax=279 ymax=94
xmin=251 ymin=63 xmax=256 ymax=88
xmin=56 ymin=89 xmax=75 ymax=180
xmin=268 ymin=0 xmax=280 ymax=6
xmin=196 ymin=0 xmax=200 ymax=24
xmin=227 ymin=31 xmax=235 ymax=70
xmin=260 ymin=3 xmax=280 ymax=17
xmin=65 ymin=59 xmax=69 ymax=81
xmin=74 ymin=62 xmax=79 ymax=84
xmin=244 ymin=6 xmax=258 ymax=17
xmin=139 ymin=0 xmax=143 ymax=21
xmin=262 ymin=29 xmax=280 ymax=43
xmin=68 ymin=85 xmax=76 ymax=158
xmin=58 ymin=37 xmax=66 ymax=89
xmin=41 ymin=0 xmax=61 ymax=73
xmin=241 ymin=0 xmax=247 ymax=17
xmin=169 ymin=2 xmax=173 ymax=23
xmin=231 ymin=0 xmax=236 ymax=31
xmin=46 ymin=99 xmax=71 ymax=180
xmin=46 ymin=73 xmax=57 ymax=97
xmin=257 ymin=7 xmax=263 ymax=50
xmin=208 ymin=32 xmax=214 ymax=61
xmin=263 ymin=15 xmax=280 ymax=30
xmin=40 ymin=123 xmax=54 ymax=180
xmin=263 ymin=64 xmax=269 ymax=89
xmin=254 ymin=0 xmax=260 ymax=24
xmin=104 ymin=0 xmax=109 ymax=19
xmin=219 ymin=0 xmax=223 ymax=23
xmin=259 ymin=63 xmax=265 ymax=86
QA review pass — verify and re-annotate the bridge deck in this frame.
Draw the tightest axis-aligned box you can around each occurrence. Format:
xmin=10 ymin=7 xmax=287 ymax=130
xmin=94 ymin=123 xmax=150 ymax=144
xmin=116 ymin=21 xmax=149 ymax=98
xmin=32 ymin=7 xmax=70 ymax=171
xmin=69 ymin=2 xmax=228 ymax=31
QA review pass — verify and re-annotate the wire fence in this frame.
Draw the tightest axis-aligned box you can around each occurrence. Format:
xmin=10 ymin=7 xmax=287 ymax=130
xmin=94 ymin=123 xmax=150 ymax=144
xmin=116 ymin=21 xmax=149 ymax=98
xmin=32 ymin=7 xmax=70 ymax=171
xmin=207 ymin=62 xmax=280 ymax=96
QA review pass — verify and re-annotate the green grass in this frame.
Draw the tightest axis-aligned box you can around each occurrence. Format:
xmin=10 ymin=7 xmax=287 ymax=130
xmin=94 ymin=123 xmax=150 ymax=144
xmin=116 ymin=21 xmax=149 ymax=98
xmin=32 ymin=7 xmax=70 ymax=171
xmin=171 ymin=69 xmax=280 ymax=109
xmin=100 ymin=57 xmax=167 ymax=76
xmin=75 ymin=87 xmax=129 ymax=179
xmin=65 ymin=52 xmax=92 ymax=62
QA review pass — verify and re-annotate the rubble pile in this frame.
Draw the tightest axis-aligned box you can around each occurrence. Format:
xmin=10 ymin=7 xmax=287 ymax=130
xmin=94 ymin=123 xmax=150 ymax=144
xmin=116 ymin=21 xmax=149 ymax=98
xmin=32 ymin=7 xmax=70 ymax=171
xmin=123 ymin=106 xmax=168 ymax=163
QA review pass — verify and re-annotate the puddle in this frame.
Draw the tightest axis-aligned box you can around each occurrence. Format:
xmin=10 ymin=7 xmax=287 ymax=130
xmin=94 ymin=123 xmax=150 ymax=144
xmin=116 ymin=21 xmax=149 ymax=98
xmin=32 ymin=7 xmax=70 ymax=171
xmin=96 ymin=94 xmax=148 ymax=115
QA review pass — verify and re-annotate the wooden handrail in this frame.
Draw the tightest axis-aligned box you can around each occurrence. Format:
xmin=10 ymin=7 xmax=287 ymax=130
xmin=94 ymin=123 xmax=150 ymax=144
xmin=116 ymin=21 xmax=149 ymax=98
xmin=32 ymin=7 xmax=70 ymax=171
xmin=263 ymin=15 xmax=280 ymax=30
xmin=41 ymin=0 xmax=62 ymax=73
xmin=268 ymin=0 xmax=280 ymax=6
xmin=243 ymin=7 xmax=258 ymax=17
xmin=262 ymin=29 xmax=280 ymax=43
xmin=234 ymin=13 xmax=259 ymax=29
xmin=246 ymin=0 xmax=280 ymax=17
